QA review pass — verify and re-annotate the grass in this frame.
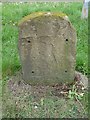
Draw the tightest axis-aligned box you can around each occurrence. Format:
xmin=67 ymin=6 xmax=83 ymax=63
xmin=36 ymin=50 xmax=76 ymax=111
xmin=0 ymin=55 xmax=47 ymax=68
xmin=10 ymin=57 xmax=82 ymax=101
xmin=2 ymin=2 xmax=88 ymax=118
xmin=2 ymin=76 xmax=88 ymax=118
xmin=2 ymin=2 xmax=88 ymax=77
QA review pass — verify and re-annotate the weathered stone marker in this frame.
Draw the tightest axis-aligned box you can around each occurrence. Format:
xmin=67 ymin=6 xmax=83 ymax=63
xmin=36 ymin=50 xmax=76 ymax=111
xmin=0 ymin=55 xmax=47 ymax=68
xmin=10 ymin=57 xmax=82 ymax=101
xmin=18 ymin=12 xmax=77 ymax=85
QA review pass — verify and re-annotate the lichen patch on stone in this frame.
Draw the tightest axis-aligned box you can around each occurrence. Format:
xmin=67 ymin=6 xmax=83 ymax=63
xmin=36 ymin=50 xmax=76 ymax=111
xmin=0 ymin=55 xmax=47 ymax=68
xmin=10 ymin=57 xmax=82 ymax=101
xmin=18 ymin=12 xmax=67 ymax=26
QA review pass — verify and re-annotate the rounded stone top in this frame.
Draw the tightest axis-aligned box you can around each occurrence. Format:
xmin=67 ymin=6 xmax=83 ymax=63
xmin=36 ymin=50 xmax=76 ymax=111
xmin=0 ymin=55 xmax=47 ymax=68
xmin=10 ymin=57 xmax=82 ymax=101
xmin=18 ymin=12 xmax=69 ymax=26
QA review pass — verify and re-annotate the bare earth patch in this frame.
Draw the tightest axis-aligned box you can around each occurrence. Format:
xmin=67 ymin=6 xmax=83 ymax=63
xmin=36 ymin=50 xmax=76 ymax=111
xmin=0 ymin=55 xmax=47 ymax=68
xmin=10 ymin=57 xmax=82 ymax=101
xmin=2 ymin=70 xmax=88 ymax=118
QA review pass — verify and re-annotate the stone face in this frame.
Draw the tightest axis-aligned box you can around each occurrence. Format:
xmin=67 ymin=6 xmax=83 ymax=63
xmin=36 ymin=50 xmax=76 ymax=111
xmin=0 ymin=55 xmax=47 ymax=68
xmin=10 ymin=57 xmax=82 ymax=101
xmin=18 ymin=12 xmax=77 ymax=85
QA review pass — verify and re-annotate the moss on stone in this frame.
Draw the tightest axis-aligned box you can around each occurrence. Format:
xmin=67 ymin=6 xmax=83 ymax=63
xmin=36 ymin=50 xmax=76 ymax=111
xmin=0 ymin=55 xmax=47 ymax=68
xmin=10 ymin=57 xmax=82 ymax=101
xmin=18 ymin=12 xmax=67 ymax=26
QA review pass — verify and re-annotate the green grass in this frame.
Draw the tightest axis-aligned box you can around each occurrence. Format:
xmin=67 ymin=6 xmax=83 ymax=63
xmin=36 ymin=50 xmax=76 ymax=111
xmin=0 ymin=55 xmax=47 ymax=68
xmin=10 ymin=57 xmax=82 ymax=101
xmin=2 ymin=78 xmax=88 ymax=118
xmin=2 ymin=2 xmax=88 ymax=77
xmin=2 ymin=2 xmax=88 ymax=118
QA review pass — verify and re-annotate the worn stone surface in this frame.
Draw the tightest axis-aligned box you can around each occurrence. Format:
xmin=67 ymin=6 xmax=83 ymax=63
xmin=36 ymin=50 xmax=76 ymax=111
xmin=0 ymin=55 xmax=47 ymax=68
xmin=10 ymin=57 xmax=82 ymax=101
xmin=75 ymin=71 xmax=88 ymax=89
xmin=18 ymin=12 xmax=77 ymax=85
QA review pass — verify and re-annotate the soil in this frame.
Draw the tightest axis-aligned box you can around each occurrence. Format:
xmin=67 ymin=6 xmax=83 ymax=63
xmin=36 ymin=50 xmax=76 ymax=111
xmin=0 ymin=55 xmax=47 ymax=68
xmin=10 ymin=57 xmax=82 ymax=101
xmin=2 ymin=70 xmax=88 ymax=118
xmin=7 ymin=70 xmax=88 ymax=99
